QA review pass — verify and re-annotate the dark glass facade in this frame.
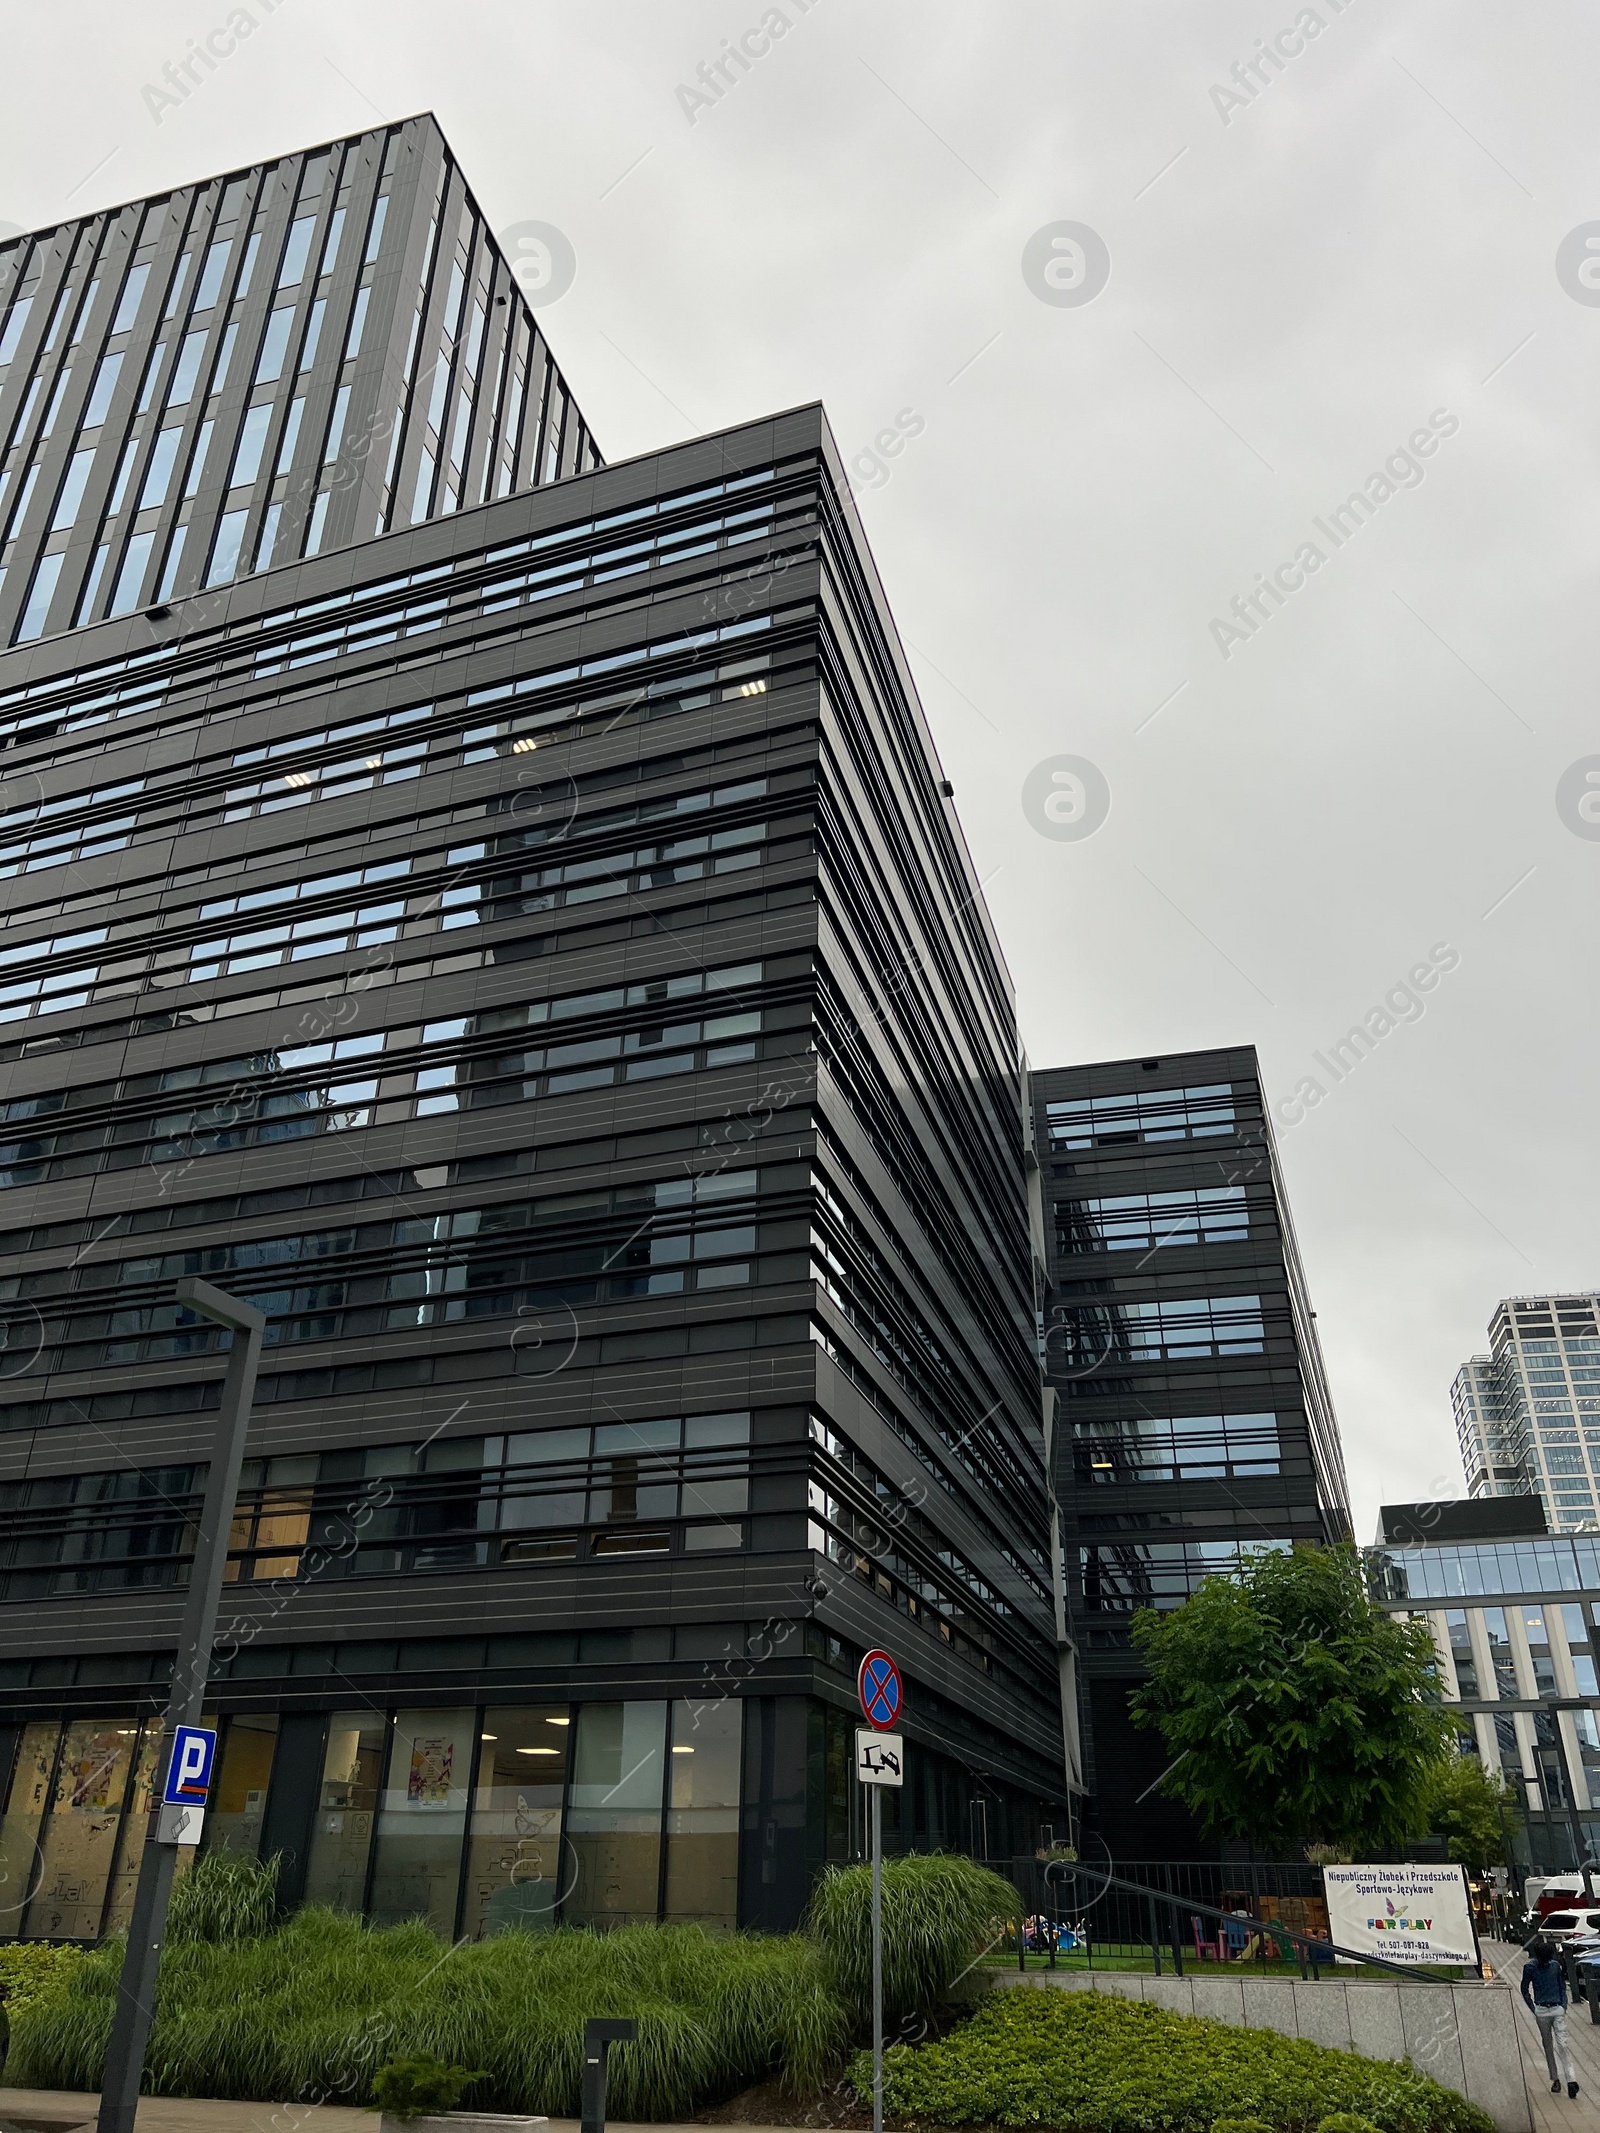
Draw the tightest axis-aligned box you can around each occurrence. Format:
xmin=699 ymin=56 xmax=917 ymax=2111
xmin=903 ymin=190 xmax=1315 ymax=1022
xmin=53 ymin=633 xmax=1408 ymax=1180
xmin=1369 ymin=1530 xmax=1600 ymax=1876
xmin=0 ymin=115 xmax=600 ymax=650
xmin=1029 ymin=1044 xmax=1350 ymax=1858
xmin=0 ymin=316 xmax=1067 ymax=1930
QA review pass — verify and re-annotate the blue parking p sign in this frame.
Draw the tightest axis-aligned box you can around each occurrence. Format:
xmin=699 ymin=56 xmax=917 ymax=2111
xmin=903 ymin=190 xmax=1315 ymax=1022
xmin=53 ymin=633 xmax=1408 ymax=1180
xmin=163 ymin=1724 xmax=217 ymax=1805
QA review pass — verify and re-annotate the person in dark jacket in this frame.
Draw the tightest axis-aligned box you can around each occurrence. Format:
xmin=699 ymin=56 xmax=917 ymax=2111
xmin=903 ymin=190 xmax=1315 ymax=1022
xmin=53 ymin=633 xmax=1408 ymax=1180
xmin=1523 ymin=1936 xmax=1580 ymax=2097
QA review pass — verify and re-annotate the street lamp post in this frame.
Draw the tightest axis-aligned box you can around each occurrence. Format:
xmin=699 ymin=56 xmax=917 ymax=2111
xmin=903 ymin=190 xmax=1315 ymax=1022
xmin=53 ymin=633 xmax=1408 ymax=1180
xmin=96 ymin=1279 xmax=265 ymax=2133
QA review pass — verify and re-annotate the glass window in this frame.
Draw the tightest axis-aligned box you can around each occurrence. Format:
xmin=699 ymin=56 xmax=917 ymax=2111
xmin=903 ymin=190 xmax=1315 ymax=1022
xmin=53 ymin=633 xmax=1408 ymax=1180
xmin=1564 ymin=1603 xmax=1600 ymax=1697
xmin=368 ymin=1708 xmax=472 ymax=1931
xmin=0 ymin=296 xmax=33 ymax=367
xmin=324 ymin=385 xmax=351 ymax=464
xmin=1483 ymin=1607 xmax=1522 ymax=1699
xmin=565 ymin=1701 xmax=666 ymax=1926
xmin=254 ymin=308 xmax=295 ymax=385
xmin=664 ymin=1697 xmax=741 ymax=1929
xmin=303 ymin=1709 xmax=386 ymax=1912
xmin=500 ymin=1427 xmax=586 ymax=1530
xmin=1524 ymin=1607 xmax=1559 ymax=1697
xmin=1533 ymin=1710 xmax=1572 ymax=1808
xmin=593 ymin=1419 xmax=679 ymax=1524
xmin=101 ymin=1721 xmax=166 ymax=1935
xmin=298 ymin=297 xmax=326 ymax=372
xmin=83 ymin=351 xmax=122 ymax=427
xmin=24 ymin=1718 xmax=139 ymax=1940
xmin=111 ymin=262 xmax=150 ymax=335
xmin=462 ymin=1706 xmax=570 ymax=1939
xmin=138 ymin=427 xmax=184 ymax=510
xmin=231 ymin=404 xmax=273 ymax=490
xmin=364 ymin=196 xmax=388 ymax=264
xmin=1574 ymin=1709 xmax=1600 ymax=1808
xmin=206 ymin=508 xmax=249 ymax=588
xmin=155 ymin=526 xmax=188 ymax=603
xmin=210 ymin=321 xmax=240 ymax=395
xmin=107 ymin=531 xmax=155 ymax=618
xmin=14 ymin=554 xmax=63 ymax=643
xmin=1445 ymin=1610 xmax=1479 ymax=1699
xmin=203 ymin=1714 xmax=278 ymax=1857
xmin=167 ymin=329 xmax=207 ymax=407
xmin=183 ymin=420 xmax=214 ymax=498
xmin=321 ymin=207 xmax=347 ymax=276
xmin=193 ymin=240 xmax=231 ymax=311
xmin=0 ymin=1721 xmax=59 ymax=1941
xmin=277 ymin=217 xmax=316 ymax=290
xmin=50 ymin=448 xmax=95 ymax=532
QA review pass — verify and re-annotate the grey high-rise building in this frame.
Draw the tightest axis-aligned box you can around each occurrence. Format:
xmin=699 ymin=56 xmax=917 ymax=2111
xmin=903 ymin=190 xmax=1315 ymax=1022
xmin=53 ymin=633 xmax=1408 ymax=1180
xmin=1456 ymin=1293 xmax=1600 ymax=1532
xmin=0 ymin=121 xmax=1068 ymax=1947
xmin=0 ymin=114 xmax=599 ymax=651
xmin=1027 ymin=1044 xmax=1350 ymax=1859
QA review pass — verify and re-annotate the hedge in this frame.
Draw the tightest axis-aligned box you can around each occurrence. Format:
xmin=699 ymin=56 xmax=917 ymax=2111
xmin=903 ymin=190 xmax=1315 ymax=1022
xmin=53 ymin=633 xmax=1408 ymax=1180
xmin=853 ymin=1986 xmax=1495 ymax=2133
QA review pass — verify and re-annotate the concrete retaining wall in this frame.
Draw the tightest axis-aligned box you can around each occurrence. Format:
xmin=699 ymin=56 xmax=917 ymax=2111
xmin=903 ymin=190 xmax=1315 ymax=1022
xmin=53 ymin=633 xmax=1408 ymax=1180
xmin=997 ymin=1969 xmax=1530 ymax=2133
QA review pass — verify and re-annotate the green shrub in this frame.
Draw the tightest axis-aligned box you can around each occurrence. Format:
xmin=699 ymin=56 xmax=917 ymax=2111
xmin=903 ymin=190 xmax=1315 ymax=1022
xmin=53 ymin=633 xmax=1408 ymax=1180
xmin=8 ymin=1910 xmax=850 ymax=2116
xmin=0 ymin=1941 xmax=87 ymax=2018
xmin=1319 ymin=2117 xmax=1385 ymax=2133
xmin=806 ymin=1853 xmax=1020 ymax=2020
xmin=372 ymin=2052 xmax=483 ymax=2119
xmin=167 ymin=1848 xmax=280 ymax=1945
xmin=1212 ymin=2121 xmax=1273 ymax=2133
xmin=854 ymin=1986 xmax=1494 ymax=2133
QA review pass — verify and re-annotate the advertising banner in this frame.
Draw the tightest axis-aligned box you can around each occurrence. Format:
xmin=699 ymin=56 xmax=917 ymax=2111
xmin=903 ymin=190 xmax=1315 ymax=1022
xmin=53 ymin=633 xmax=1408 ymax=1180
xmin=1321 ymin=1863 xmax=1477 ymax=1966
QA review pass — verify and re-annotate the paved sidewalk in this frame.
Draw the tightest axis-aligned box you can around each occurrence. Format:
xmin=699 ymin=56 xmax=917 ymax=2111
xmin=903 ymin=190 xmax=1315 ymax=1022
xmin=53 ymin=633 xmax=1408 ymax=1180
xmin=0 ymin=2091 xmax=805 ymax=2133
xmin=1483 ymin=1942 xmax=1600 ymax=2131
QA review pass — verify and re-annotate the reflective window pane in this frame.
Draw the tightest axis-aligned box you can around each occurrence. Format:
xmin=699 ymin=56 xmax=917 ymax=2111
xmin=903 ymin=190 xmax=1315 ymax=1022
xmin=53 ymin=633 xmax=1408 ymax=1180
xmin=204 ymin=1713 xmax=278 ymax=1857
xmin=0 ymin=1721 xmax=61 ymax=1941
xmin=24 ymin=1719 xmax=139 ymax=1939
xmin=101 ymin=1721 xmax=166 ymax=1936
xmin=368 ymin=1708 xmax=472 ymax=1931
xmin=303 ymin=1708 xmax=386 ymax=1911
xmin=463 ymin=1706 xmax=570 ymax=1938
xmin=665 ymin=1697 xmax=741 ymax=1929
xmin=565 ymin=1701 xmax=665 ymax=1926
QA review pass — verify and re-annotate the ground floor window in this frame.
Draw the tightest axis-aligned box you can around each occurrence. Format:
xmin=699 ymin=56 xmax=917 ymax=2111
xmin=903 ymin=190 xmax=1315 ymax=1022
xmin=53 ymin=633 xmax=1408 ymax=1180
xmin=0 ymin=1697 xmax=746 ymax=1941
xmin=0 ymin=1712 xmax=204 ymax=1942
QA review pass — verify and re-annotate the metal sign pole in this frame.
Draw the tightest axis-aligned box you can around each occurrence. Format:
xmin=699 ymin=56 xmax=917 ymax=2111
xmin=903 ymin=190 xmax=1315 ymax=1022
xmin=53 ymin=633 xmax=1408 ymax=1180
xmin=871 ymin=1780 xmax=883 ymax=2133
xmin=96 ymin=1280 xmax=265 ymax=2133
xmin=855 ymin=1648 xmax=902 ymax=2133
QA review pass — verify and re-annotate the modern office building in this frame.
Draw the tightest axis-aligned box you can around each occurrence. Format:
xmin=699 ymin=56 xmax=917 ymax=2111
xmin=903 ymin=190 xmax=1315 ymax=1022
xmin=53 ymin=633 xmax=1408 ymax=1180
xmin=1369 ymin=1495 xmax=1600 ymax=1875
xmin=1028 ymin=1045 xmax=1350 ymax=1859
xmin=1454 ymin=1294 xmax=1600 ymax=1532
xmin=0 ymin=114 xmax=599 ymax=652
xmin=0 ymin=124 xmax=1068 ymax=1948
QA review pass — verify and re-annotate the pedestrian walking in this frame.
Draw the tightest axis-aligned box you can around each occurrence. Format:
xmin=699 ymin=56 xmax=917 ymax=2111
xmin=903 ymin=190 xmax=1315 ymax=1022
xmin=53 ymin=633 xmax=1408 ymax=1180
xmin=1522 ymin=1935 xmax=1581 ymax=2098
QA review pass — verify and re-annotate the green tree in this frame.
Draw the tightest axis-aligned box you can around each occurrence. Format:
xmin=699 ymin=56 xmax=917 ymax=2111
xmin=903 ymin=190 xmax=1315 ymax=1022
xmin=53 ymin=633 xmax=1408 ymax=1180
xmin=1129 ymin=1543 xmax=1454 ymax=1856
xmin=1418 ymin=1753 xmax=1521 ymax=1874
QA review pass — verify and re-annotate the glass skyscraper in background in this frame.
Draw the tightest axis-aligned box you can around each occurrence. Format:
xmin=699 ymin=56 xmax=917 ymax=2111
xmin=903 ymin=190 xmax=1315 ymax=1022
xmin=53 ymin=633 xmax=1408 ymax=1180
xmin=0 ymin=116 xmax=1068 ymax=1946
xmin=1370 ymin=1497 xmax=1600 ymax=1875
xmin=1456 ymin=1293 xmax=1600 ymax=1532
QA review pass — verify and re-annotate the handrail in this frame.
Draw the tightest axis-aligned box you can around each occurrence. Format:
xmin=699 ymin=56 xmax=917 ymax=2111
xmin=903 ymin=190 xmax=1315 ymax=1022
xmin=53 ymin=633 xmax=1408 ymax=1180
xmin=1037 ymin=1861 xmax=1472 ymax=1983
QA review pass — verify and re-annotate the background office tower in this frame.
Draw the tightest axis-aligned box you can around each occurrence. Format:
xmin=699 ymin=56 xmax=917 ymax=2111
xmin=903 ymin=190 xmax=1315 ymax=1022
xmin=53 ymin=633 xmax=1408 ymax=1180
xmin=0 ymin=115 xmax=599 ymax=650
xmin=1456 ymin=1294 xmax=1600 ymax=1531
xmin=1028 ymin=1045 xmax=1350 ymax=1860
xmin=1371 ymin=1494 xmax=1600 ymax=1874
xmin=0 ymin=125 xmax=1067 ymax=1946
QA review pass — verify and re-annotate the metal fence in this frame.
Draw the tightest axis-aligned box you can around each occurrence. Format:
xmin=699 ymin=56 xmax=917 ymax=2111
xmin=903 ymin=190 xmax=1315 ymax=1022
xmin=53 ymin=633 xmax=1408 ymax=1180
xmin=975 ymin=1856 xmax=1438 ymax=1979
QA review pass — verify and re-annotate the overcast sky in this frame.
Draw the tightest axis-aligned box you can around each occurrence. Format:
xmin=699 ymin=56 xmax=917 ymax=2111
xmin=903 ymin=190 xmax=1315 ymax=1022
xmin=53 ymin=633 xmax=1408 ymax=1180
xmin=3 ymin=2 xmax=1595 ymax=1539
